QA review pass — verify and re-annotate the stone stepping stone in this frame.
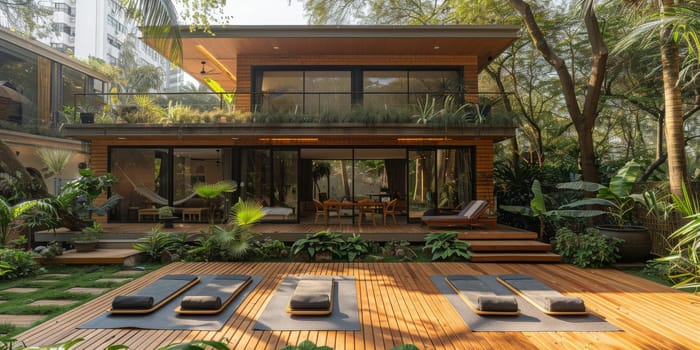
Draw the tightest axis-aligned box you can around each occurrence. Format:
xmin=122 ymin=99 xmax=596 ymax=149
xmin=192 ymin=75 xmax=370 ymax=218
xmin=114 ymin=270 xmax=144 ymax=276
xmin=0 ymin=314 xmax=44 ymax=327
xmin=66 ymin=287 xmax=109 ymax=295
xmin=29 ymin=299 xmax=77 ymax=307
xmin=32 ymin=280 xmax=60 ymax=284
xmin=0 ymin=300 xmax=5 ymax=304
xmin=3 ymin=287 xmax=39 ymax=293
xmin=96 ymin=278 xmax=131 ymax=284
xmin=41 ymin=274 xmax=70 ymax=278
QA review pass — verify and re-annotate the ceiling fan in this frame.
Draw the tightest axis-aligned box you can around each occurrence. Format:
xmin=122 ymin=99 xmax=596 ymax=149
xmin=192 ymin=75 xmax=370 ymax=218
xmin=199 ymin=61 xmax=220 ymax=75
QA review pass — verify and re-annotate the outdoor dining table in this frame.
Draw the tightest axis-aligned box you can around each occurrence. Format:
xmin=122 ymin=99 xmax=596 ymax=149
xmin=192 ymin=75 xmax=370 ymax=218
xmin=322 ymin=200 xmax=387 ymax=225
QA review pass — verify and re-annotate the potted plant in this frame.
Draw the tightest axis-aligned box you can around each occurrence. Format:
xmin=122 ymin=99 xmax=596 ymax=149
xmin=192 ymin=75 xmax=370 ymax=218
xmin=72 ymin=221 xmax=102 ymax=252
xmin=158 ymin=206 xmax=177 ymax=228
xmin=77 ymin=103 xmax=95 ymax=124
xmin=556 ymin=160 xmax=652 ymax=262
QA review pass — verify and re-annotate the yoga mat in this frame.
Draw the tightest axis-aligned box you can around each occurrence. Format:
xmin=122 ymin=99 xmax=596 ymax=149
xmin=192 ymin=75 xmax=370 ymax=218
xmin=253 ymin=276 xmax=360 ymax=331
xmin=431 ymin=275 xmax=621 ymax=332
xmin=79 ymin=275 xmax=262 ymax=331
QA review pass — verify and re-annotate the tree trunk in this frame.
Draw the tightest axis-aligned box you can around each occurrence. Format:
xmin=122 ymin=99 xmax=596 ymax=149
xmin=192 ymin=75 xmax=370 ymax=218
xmin=509 ymin=0 xmax=606 ymax=184
xmin=660 ymin=0 xmax=688 ymax=197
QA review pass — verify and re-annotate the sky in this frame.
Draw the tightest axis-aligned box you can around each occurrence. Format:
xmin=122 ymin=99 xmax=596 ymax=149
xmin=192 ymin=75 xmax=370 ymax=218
xmin=219 ymin=0 xmax=308 ymax=25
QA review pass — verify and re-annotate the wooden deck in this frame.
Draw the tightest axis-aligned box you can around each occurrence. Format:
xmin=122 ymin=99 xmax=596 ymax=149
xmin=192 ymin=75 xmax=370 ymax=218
xmin=16 ymin=262 xmax=700 ymax=350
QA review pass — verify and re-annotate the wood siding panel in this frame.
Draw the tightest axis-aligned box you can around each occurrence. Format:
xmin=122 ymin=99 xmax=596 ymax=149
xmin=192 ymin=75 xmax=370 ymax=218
xmin=37 ymin=57 xmax=52 ymax=129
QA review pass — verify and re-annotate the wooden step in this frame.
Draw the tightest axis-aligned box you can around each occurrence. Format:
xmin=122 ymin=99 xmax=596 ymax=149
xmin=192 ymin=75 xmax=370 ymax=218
xmin=470 ymin=252 xmax=563 ymax=263
xmin=457 ymin=231 xmax=538 ymax=240
xmin=467 ymin=240 xmax=551 ymax=252
xmin=35 ymin=249 xmax=143 ymax=266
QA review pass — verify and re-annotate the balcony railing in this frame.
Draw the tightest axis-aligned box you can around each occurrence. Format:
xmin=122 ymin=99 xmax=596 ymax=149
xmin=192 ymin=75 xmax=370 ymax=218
xmin=68 ymin=91 xmax=514 ymax=127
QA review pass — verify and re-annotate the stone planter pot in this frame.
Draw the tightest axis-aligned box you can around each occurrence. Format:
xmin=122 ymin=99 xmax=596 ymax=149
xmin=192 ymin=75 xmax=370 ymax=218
xmin=596 ymin=225 xmax=651 ymax=262
xmin=73 ymin=240 xmax=98 ymax=252
xmin=159 ymin=216 xmax=178 ymax=229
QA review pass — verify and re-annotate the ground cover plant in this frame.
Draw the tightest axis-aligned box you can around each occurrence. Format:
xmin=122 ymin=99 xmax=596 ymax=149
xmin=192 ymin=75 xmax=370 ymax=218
xmin=0 ymin=264 xmax=156 ymax=339
xmin=553 ymin=227 xmax=622 ymax=268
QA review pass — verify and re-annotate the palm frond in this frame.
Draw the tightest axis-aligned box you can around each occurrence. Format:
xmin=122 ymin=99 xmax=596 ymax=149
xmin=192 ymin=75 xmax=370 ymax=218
xmin=122 ymin=0 xmax=182 ymax=66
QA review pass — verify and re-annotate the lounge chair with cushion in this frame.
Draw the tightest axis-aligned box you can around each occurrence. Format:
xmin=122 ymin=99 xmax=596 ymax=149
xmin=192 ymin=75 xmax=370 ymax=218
xmin=175 ymin=275 xmax=252 ymax=315
xmin=286 ymin=277 xmax=334 ymax=316
xmin=110 ymin=274 xmax=200 ymax=314
xmin=421 ymin=200 xmax=491 ymax=228
xmin=497 ymin=274 xmax=587 ymax=315
xmin=445 ymin=275 xmax=519 ymax=316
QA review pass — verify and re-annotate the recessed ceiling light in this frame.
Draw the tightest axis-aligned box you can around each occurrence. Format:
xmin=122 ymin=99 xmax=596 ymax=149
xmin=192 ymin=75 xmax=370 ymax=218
xmin=272 ymin=46 xmax=280 ymax=50
xmin=433 ymin=45 xmax=440 ymax=50
xmin=117 ymin=137 xmax=127 ymax=140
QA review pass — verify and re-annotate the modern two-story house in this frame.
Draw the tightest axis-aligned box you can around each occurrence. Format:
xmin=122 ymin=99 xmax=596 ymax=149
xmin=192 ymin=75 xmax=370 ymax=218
xmin=63 ymin=25 xmax=520 ymax=225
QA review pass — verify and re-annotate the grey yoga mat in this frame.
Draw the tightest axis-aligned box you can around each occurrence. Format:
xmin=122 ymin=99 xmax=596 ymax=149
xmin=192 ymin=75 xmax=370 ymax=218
xmin=253 ymin=276 xmax=360 ymax=331
xmin=431 ymin=275 xmax=621 ymax=332
xmin=79 ymin=275 xmax=262 ymax=331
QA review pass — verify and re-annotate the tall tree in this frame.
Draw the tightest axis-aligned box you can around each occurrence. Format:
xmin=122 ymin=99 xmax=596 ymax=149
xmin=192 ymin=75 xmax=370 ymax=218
xmin=508 ymin=0 xmax=608 ymax=184
xmin=660 ymin=0 xmax=689 ymax=196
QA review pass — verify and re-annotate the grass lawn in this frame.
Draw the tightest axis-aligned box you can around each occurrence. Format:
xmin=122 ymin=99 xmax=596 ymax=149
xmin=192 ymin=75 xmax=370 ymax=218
xmin=0 ymin=263 xmax=163 ymax=339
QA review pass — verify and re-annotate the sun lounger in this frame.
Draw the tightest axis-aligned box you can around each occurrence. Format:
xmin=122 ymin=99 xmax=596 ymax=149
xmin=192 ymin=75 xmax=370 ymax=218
xmin=286 ymin=278 xmax=334 ymax=316
xmin=497 ymin=274 xmax=587 ymax=315
xmin=445 ymin=275 xmax=519 ymax=316
xmin=421 ymin=200 xmax=492 ymax=228
xmin=110 ymin=274 xmax=200 ymax=314
xmin=174 ymin=275 xmax=253 ymax=315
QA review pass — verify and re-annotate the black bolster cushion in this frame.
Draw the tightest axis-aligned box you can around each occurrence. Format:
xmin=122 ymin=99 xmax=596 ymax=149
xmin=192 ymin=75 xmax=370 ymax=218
xmin=289 ymin=279 xmax=333 ymax=310
xmin=476 ymin=295 xmax=518 ymax=312
xmin=544 ymin=296 xmax=586 ymax=312
xmin=112 ymin=295 xmax=154 ymax=310
xmin=180 ymin=295 xmax=222 ymax=310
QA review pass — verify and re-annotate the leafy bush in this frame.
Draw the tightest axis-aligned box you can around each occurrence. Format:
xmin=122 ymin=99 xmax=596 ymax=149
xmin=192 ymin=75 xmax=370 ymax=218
xmin=424 ymin=232 xmax=471 ymax=261
xmin=132 ymin=225 xmax=179 ymax=262
xmin=382 ymin=240 xmax=417 ymax=261
xmin=253 ymin=239 xmax=289 ymax=259
xmin=339 ymin=234 xmax=371 ymax=262
xmin=0 ymin=248 xmax=40 ymax=280
xmin=554 ymin=227 xmax=622 ymax=268
xmin=290 ymin=231 xmax=344 ymax=260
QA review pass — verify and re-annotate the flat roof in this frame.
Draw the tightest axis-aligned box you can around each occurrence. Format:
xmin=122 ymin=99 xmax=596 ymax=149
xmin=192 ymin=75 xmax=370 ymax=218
xmin=143 ymin=25 xmax=521 ymax=91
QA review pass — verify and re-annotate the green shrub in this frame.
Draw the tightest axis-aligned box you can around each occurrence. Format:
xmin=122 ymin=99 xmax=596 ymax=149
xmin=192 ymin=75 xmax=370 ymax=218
xmin=253 ymin=239 xmax=289 ymax=259
xmin=339 ymin=234 xmax=371 ymax=262
xmin=424 ymin=232 xmax=471 ymax=261
xmin=132 ymin=225 xmax=179 ymax=262
xmin=290 ymin=231 xmax=344 ymax=260
xmin=554 ymin=227 xmax=622 ymax=268
xmin=382 ymin=240 xmax=417 ymax=261
xmin=0 ymin=248 xmax=39 ymax=280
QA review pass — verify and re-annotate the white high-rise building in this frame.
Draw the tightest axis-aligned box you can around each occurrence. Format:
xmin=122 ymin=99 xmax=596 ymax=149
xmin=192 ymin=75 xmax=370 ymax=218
xmin=36 ymin=0 xmax=186 ymax=92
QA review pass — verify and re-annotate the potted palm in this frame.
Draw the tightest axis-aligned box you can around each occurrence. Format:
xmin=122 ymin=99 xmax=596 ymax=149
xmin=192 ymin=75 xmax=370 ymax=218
xmin=557 ymin=161 xmax=651 ymax=262
xmin=158 ymin=206 xmax=177 ymax=228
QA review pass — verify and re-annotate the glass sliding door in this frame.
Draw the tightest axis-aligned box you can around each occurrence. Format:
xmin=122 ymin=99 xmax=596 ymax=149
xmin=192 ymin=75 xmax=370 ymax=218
xmin=407 ymin=149 xmax=435 ymax=219
xmin=240 ymin=149 xmax=272 ymax=205
xmin=272 ymin=150 xmax=298 ymax=220
xmin=110 ymin=147 xmax=170 ymax=222
xmin=304 ymin=71 xmax=351 ymax=114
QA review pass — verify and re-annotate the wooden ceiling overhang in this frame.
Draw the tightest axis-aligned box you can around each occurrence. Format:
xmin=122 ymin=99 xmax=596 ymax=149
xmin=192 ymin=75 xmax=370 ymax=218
xmin=143 ymin=25 xmax=521 ymax=91
xmin=62 ymin=124 xmax=515 ymax=146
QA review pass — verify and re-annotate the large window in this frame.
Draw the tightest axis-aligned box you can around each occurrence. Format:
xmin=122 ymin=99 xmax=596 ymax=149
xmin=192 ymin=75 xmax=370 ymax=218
xmin=254 ymin=68 xmax=460 ymax=116
xmin=0 ymin=40 xmax=38 ymax=126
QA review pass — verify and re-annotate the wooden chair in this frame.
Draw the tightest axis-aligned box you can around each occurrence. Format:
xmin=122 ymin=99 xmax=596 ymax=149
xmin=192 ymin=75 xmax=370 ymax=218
xmin=383 ymin=199 xmax=399 ymax=225
xmin=358 ymin=199 xmax=377 ymax=225
xmin=313 ymin=199 xmax=326 ymax=224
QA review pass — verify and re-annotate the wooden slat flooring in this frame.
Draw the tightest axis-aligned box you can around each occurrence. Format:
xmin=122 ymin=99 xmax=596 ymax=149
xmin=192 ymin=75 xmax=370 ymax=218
xmin=15 ymin=262 xmax=700 ymax=350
